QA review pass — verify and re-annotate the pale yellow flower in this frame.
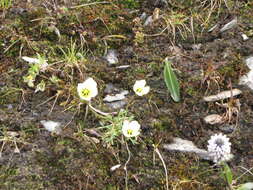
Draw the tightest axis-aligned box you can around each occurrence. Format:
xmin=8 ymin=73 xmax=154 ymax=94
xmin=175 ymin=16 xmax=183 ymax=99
xmin=77 ymin=78 xmax=98 ymax=101
xmin=133 ymin=80 xmax=150 ymax=96
xmin=122 ymin=120 xmax=140 ymax=138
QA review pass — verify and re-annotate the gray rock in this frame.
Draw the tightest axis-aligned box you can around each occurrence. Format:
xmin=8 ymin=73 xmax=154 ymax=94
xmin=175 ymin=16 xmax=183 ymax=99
xmin=246 ymin=56 xmax=253 ymax=70
xmin=219 ymin=125 xmax=235 ymax=133
xmin=144 ymin=16 xmax=153 ymax=26
xmin=10 ymin=7 xmax=27 ymax=15
xmin=140 ymin=12 xmax=147 ymax=21
xmin=103 ymin=90 xmax=128 ymax=102
xmin=105 ymin=49 xmax=118 ymax=65
xmin=106 ymin=100 xmax=127 ymax=110
xmin=220 ymin=18 xmax=237 ymax=33
xmin=104 ymin=83 xmax=119 ymax=94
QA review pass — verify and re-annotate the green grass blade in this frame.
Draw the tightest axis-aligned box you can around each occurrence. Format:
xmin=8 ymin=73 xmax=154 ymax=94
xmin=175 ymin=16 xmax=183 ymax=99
xmin=223 ymin=163 xmax=233 ymax=185
xmin=163 ymin=59 xmax=180 ymax=102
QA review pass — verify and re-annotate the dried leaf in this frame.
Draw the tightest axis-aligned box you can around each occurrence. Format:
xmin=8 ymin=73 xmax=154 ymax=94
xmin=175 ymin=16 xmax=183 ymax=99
xmin=203 ymin=89 xmax=242 ymax=102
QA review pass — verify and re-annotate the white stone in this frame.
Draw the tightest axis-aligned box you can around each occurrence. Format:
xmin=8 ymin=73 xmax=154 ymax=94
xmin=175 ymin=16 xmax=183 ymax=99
xmin=220 ymin=18 xmax=237 ymax=33
xmin=241 ymin=33 xmax=249 ymax=41
xmin=103 ymin=90 xmax=128 ymax=102
xmin=239 ymin=70 xmax=253 ymax=90
xmin=105 ymin=49 xmax=118 ymax=65
xmin=246 ymin=56 xmax=253 ymax=70
xmin=110 ymin=164 xmax=121 ymax=172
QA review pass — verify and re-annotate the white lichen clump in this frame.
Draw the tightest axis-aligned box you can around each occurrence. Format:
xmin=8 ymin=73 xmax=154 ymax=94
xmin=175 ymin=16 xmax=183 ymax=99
xmin=40 ymin=120 xmax=62 ymax=135
xmin=77 ymin=78 xmax=98 ymax=101
xmin=207 ymin=133 xmax=232 ymax=163
xmin=122 ymin=120 xmax=140 ymax=138
xmin=133 ymin=80 xmax=150 ymax=96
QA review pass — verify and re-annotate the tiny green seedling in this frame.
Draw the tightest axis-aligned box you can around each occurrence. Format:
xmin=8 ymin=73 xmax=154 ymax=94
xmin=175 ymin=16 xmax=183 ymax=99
xmin=163 ymin=58 xmax=180 ymax=102
xmin=98 ymin=109 xmax=136 ymax=145
xmin=0 ymin=0 xmax=12 ymax=9
xmin=22 ymin=54 xmax=47 ymax=91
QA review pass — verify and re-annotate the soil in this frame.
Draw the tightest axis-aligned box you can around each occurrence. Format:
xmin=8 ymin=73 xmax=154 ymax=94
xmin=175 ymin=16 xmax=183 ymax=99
xmin=0 ymin=0 xmax=253 ymax=189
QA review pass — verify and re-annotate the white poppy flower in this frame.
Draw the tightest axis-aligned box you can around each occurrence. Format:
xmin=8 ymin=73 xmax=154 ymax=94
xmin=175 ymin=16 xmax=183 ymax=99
xmin=207 ymin=133 xmax=232 ymax=163
xmin=133 ymin=80 xmax=150 ymax=96
xmin=122 ymin=120 xmax=140 ymax=138
xmin=77 ymin=78 xmax=98 ymax=101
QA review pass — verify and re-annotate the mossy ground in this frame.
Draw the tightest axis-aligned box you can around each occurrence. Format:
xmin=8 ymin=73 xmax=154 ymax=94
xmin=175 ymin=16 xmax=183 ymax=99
xmin=0 ymin=0 xmax=253 ymax=189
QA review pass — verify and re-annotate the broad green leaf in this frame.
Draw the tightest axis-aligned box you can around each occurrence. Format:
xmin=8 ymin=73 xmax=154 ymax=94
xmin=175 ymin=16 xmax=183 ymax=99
xmin=223 ymin=163 xmax=233 ymax=185
xmin=237 ymin=182 xmax=253 ymax=190
xmin=163 ymin=59 xmax=180 ymax=102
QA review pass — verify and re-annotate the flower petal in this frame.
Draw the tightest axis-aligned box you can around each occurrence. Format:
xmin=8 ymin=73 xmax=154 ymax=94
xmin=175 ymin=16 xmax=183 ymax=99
xmin=133 ymin=80 xmax=150 ymax=96
xmin=122 ymin=120 xmax=140 ymax=138
xmin=142 ymin=86 xmax=150 ymax=95
xmin=77 ymin=78 xmax=98 ymax=101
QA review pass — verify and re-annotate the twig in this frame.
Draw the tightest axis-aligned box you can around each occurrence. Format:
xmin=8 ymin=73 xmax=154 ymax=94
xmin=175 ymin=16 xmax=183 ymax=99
xmin=70 ymin=1 xmax=111 ymax=9
xmin=84 ymin=104 xmax=89 ymax=120
xmin=36 ymin=94 xmax=57 ymax=107
xmin=88 ymin=103 xmax=117 ymax=116
xmin=63 ymin=108 xmax=79 ymax=129
xmin=48 ymin=91 xmax=60 ymax=115
xmin=154 ymin=147 xmax=169 ymax=190
xmin=124 ymin=141 xmax=131 ymax=190
xmin=144 ymin=25 xmax=169 ymax=37
xmin=235 ymin=166 xmax=253 ymax=182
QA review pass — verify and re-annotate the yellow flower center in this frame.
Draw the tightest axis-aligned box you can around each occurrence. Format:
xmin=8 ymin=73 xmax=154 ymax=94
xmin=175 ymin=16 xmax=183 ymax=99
xmin=136 ymin=88 xmax=143 ymax=93
xmin=81 ymin=88 xmax=90 ymax=98
xmin=27 ymin=75 xmax=34 ymax=80
xmin=127 ymin=129 xmax=133 ymax=136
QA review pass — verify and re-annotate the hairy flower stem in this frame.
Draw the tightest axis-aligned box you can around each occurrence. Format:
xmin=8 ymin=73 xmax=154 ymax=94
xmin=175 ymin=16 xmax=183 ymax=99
xmin=124 ymin=141 xmax=131 ymax=190
xmin=154 ymin=147 xmax=169 ymax=190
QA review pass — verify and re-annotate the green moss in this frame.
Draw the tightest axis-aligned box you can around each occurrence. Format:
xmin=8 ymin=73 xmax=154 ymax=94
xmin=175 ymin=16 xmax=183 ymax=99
xmin=119 ymin=0 xmax=139 ymax=9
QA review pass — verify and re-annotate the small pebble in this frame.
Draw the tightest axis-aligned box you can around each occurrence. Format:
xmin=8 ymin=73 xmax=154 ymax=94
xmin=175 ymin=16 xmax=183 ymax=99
xmin=144 ymin=16 xmax=153 ymax=26
xmin=103 ymin=90 xmax=128 ymax=102
xmin=241 ymin=33 xmax=249 ymax=41
xmin=110 ymin=164 xmax=121 ymax=172
xmin=7 ymin=104 xmax=13 ymax=110
xmin=220 ymin=18 xmax=237 ymax=33
xmin=105 ymin=49 xmax=118 ymax=65
xmin=140 ymin=12 xmax=147 ymax=21
xmin=106 ymin=100 xmax=127 ymax=110
xmin=104 ymin=83 xmax=119 ymax=94
xmin=219 ymin=124 xmax=235 ymax=133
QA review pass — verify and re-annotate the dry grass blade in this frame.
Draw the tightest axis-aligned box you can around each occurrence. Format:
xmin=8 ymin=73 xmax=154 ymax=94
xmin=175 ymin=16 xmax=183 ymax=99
xmin=198 ymin=0 xmax=231 ymax=26
xmin=161 ymin=12 xmax=191 ymax=41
